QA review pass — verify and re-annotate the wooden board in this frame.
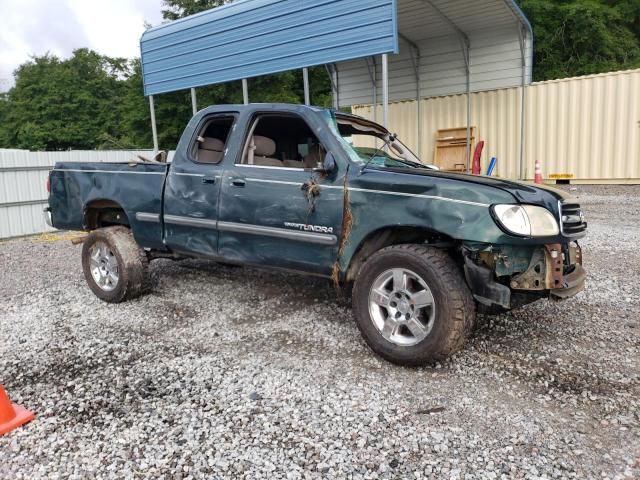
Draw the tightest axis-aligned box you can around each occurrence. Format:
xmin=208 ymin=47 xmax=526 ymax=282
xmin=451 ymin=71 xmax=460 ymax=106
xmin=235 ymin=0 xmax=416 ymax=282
xmin=433 ymin=127 xmax=476 ymax=172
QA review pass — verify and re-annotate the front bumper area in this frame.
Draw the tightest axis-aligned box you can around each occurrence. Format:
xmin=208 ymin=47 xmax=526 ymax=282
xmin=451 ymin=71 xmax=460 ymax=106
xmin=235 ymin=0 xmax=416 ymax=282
xmin=463 ymin=242 xmax=585 ymax=310
xmin=464 ymin=257 xmax=511 ymax=309
xmin=550 ymin=263 xmax=586 ymax=299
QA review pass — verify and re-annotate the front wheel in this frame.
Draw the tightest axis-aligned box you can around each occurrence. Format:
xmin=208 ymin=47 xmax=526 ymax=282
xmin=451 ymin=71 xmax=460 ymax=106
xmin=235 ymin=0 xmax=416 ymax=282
xmin=81 ymin=226 xmax=150 ymax=303
xmin=352 ymin=244 xmax=475 ymax=366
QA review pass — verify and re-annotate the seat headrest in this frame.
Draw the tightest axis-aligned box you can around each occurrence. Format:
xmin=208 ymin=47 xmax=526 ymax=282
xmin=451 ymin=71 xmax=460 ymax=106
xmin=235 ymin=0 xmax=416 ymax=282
xmin=199 ymin=137 xmax=224 ymax=152
xmin=253 ymin=135 xmax=276 ymax=157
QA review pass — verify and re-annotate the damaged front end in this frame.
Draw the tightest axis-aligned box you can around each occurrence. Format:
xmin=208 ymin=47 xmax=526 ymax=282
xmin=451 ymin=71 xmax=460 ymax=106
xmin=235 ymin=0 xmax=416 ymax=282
xmin=462 ymin=242 xmax=585 ymax=311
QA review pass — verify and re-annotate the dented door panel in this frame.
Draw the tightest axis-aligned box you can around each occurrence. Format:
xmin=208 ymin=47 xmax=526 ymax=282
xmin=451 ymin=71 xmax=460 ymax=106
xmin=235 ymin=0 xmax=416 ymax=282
xmin=163 ymin=166 xmax=223 ymax=257
xmin=217 ymin=166 xmax=344 ymax=275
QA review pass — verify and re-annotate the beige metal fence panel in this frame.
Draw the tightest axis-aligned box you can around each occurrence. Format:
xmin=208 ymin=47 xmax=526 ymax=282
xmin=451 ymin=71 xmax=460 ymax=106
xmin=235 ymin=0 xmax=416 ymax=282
xmin=354 ymin=68 xmax=640 ymax=183
xmin=525 ymin=69 xmax=640 ymax=181
xmin=356 ymin=89 xmax=522 ymax=179
xmin=0 ymin=150 xmax=175 ymax=239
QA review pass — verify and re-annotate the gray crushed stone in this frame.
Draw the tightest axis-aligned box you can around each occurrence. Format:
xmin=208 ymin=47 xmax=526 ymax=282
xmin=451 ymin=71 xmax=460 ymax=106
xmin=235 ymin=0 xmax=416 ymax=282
xmin=0 ymin=185 xmax=638 ymax=479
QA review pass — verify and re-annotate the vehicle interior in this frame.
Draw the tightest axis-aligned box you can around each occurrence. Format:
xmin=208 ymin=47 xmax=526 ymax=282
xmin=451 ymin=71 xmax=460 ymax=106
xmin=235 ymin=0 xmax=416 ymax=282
xmin=335 ymin=115 xmax=424 ymax=167
xmin=239 ymin=114 xmax=326 ymax=169
xmin=193 ymin=116 xmax=235 ymax=163
xmin=190 ymin=111 xmax=425 ymax=170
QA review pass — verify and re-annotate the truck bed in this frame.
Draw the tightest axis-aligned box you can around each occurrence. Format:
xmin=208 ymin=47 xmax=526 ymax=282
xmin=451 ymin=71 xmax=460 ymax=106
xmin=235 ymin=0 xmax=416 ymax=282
xmin=49 ymin=161 xmax=169 ymax=249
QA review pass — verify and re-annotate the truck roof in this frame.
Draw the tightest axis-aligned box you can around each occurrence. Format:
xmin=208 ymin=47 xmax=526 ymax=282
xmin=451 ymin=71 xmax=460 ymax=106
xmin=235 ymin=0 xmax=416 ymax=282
xmin=194 ymin=103 xmax=389 ymax=133
xmin=198 ymin=103 xmax=328 ymax=114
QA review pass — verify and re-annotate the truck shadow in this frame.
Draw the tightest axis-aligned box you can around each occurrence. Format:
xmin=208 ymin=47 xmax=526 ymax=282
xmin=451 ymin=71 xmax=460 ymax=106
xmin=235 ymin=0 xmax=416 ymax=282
xmin=157 ymin=258 xmax=350 ymax=310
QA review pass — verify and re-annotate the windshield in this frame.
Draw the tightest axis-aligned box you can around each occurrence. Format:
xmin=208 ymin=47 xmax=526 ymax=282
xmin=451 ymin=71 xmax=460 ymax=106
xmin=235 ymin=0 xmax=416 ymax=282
xmin=320 ymin=111 xmax=432 ymax=170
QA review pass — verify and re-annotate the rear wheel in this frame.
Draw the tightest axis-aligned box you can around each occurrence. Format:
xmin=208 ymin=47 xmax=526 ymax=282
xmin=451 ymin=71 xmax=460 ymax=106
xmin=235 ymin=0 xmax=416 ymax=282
xmin=353 ymin=244 xmax=475 ymax=366
xmin=81 ymin=226 xmax=150 ymax=303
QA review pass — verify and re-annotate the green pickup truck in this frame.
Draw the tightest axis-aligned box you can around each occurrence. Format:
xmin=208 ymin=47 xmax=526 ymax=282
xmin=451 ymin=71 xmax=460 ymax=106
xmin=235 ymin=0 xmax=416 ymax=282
xmin=46 ymin=104 xmax=586 ymax=365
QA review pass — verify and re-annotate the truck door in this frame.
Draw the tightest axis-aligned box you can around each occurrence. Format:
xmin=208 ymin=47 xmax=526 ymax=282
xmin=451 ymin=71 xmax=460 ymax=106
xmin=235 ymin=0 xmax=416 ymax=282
xmin=163 ymin=113 xmax=237 ymax=257
xmin=217 ymin=112 xmax=345 ymax=276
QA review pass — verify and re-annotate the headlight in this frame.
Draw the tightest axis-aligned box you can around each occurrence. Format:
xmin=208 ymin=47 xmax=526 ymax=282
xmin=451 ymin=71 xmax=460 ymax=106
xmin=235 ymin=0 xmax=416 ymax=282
xmin=493 ymin=204 xmax=559 ymax=237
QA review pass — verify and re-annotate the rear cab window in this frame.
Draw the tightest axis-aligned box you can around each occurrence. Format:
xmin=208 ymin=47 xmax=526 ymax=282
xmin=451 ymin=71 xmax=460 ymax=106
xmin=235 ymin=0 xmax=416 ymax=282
xmin=190 ymin=115 xmax=236 ymax=164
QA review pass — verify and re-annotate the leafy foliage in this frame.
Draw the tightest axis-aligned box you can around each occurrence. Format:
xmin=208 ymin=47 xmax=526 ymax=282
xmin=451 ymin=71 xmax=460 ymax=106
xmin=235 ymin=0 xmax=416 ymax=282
xmin=520 ymin=0 xmax=640 ymax=81
xmin=161 ymin=0 xmax=230 ymax=20
xmin=0 ymin=50 xmax=131 ymax=151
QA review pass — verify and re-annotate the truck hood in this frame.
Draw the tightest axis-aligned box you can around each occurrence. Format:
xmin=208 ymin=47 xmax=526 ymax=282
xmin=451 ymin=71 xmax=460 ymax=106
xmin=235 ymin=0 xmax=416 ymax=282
xmin=380 ymin=167 xmax=574 ymax=212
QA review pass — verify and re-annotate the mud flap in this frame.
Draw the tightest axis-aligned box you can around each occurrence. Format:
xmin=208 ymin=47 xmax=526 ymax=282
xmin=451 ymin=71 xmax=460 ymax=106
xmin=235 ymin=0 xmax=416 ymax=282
xmin=464 ymin=257 xmax=511 ymax=309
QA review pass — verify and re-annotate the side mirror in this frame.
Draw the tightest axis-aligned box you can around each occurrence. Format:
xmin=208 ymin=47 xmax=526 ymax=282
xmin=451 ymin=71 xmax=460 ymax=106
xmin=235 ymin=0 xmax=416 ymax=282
xmin=153 ymin=151 xmax=168 ymax=163
xmin=313 ymin=152 xmax=336 ymax=174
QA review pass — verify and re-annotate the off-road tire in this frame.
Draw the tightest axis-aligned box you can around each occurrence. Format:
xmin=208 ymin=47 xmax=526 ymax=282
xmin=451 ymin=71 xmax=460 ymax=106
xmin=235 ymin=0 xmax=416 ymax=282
xmin=352 ymin=244 xmax=475 ymax=366
xmin=81 ymin=226 xmax=150 ymax=303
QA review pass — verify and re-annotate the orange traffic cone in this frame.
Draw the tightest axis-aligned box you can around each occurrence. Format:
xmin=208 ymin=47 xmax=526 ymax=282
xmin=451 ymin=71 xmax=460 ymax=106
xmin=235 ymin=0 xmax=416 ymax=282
xmin=0 ymin=385 xmax=35 ymax=435
xmin=534 ymin=159 xmax=543 ymax=184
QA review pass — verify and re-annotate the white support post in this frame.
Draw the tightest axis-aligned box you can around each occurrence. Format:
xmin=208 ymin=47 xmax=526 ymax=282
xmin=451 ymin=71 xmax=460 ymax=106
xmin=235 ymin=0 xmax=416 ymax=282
xmin=416 ymin=74 xmax=422 ymax=159
xmin=365 ymin=57 xmax=378 ymax=124
xmin=190 ymin=88 xmax=198 ymax=116
xmin=149 ymin=95 xmax=159 ymax=153
xmin=373 ymin=59 xmax=377 ymax=123
xmin=303 ymin=67 xmax=310 ymax=106
xmin=242 ymin=79 xmax=249 ymax=105
xmin=400 ymin=33 xmax=422 ymax=158
xmin=518 ymin=25 xmax=527 ymax=180
xmin=325 ymin=65 xmax=339 ymax=109
xmin=466 ymin=76 xmax=471 ymax=170
xmin=331 ymin=65 xmax=339 ymax=109
xmin=410 ymin=48 xmax=422 ymax=158
xmin=381 ymin=54 xmax=389 ymax=129
xmin=462 ymin=41 xmax=471 ymax=171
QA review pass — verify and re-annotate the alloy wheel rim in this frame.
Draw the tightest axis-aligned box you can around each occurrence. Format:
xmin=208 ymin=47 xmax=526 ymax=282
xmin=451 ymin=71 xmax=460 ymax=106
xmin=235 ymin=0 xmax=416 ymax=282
xmin=368 ymin=268 xmax=436 ymax=346
xmin=89 ymin=242 xmax=119 ymax=292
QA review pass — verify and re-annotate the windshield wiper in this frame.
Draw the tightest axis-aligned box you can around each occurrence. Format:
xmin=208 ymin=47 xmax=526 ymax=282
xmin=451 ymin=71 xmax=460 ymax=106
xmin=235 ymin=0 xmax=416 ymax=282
xmin=359 ymin=134 xmax=396 ymax=175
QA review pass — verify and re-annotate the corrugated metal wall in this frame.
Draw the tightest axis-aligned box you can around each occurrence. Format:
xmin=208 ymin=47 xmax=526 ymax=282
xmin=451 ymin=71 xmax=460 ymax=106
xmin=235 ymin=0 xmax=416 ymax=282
xmin=338 ymin=0 xmax=533 ymax=106
xmin=0 ymin=150 xmax=174 ymax=239
xmin=353 ymin=69 xmax=640 ymax=182
xmin=141 ymin=0 xmax=398 ymax=95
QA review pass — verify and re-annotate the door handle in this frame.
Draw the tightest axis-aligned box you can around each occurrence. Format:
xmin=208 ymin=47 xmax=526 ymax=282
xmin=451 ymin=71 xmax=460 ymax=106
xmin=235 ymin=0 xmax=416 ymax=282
xmin=231 ymin=178 xmax=246 ymax=187
xmin=202 ymin=176 xmax=216 ymax=184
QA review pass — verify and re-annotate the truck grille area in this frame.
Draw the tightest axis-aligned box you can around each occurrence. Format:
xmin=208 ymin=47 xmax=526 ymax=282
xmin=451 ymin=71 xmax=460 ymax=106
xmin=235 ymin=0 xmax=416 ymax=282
xmin=560 ymin=203 xmax=587 ymax=237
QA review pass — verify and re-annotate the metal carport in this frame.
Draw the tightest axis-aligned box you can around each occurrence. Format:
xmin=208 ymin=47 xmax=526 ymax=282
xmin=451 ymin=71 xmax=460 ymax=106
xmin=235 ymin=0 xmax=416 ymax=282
xmin=140 ymin=0 xmax=532 ymax=176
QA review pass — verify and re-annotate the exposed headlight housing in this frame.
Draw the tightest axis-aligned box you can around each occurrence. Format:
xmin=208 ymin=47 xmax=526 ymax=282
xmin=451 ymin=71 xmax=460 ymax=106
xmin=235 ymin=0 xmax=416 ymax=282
xmin=492 ymin=204 xmax=559 ymax=237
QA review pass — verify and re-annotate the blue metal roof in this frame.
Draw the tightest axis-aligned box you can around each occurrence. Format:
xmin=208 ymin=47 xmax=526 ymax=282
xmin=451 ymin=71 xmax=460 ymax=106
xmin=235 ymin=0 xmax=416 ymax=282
xmin=141 ymin=0 xmax=399 ymax=96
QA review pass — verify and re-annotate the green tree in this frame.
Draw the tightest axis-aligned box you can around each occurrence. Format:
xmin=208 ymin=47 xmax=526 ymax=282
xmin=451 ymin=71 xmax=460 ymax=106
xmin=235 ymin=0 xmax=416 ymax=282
xmin=161 ymin=0 xmax=230 ymax=20
xmin=103 ymin=58 xmax=154 ymax=150
xmin=0 ymin=49 xmax=130 ymax=150
xmin=0 ymin=92 xmax=11 ymax=148
xmin=520 ymin=0 xmax=640 ymax=81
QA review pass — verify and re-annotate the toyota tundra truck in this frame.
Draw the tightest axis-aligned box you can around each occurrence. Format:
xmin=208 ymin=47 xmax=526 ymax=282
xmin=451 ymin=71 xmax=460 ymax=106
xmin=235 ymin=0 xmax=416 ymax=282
xmin=45 ymin=104 xmax=587 ymax=365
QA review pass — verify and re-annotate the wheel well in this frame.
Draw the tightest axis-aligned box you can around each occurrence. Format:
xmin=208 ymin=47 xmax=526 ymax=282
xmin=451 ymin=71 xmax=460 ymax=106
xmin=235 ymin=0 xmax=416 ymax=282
xmin=344 ymin=227 xmax=455 ymax=283
xmin=84 ymin=200 xmax=130 ymax=230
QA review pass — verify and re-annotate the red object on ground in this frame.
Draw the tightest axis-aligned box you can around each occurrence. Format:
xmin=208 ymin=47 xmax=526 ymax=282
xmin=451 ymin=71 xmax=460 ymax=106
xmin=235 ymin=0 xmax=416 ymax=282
xmin=534 ymin=159 xmax=543 ymax=184
xmin=0 ymin=385 xmax=35 ymax=435
xmin=471 ymin=141 xmax=484 ymax=175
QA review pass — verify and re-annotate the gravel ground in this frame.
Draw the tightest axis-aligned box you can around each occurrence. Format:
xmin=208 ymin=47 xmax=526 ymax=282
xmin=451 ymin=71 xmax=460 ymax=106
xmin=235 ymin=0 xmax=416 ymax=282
xmin=0 ymin=185 xmax=638 ymax=479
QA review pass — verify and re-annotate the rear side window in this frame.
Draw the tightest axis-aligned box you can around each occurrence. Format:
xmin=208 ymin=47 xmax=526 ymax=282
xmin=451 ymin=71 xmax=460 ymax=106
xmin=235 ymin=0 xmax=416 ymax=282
xmin=190 ymin=115 xmax=235 ymax=164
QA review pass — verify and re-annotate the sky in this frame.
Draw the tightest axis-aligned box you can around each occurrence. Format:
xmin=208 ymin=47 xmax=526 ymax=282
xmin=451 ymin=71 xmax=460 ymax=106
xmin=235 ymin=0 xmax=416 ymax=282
xmin=0 ymin=0 xmax=165 ymax=91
